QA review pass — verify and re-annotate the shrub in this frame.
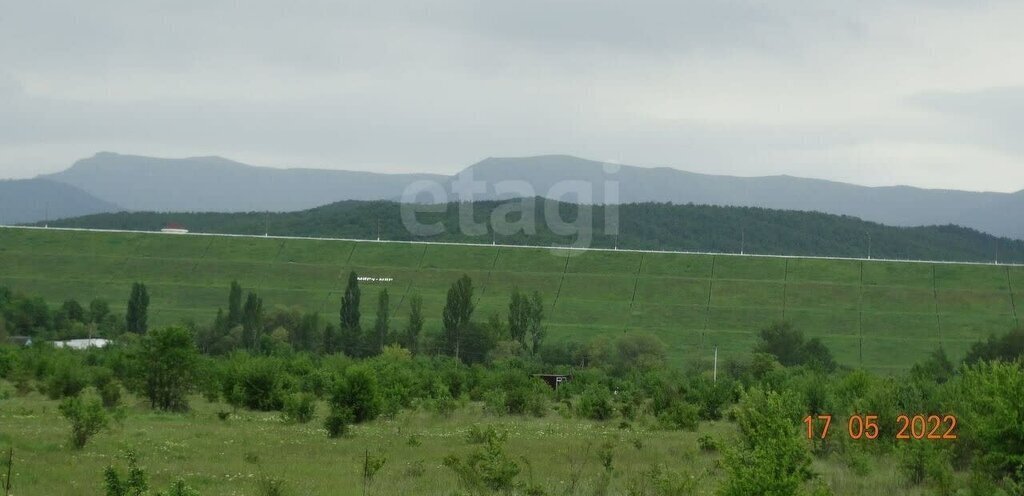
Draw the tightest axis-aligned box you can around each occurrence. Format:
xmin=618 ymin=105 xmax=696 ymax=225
xmin=697 ymin=435 xmax=718 ymax=453
xmin=466 ymin=425 xmax=508 ymax=445
xmin=98 ymin=381 xmax=123 ymax=409
xmin=658 ymin=402 xmax=700 ymax=431
xmin=282 ymin=392 xmax=316 ymax=424
xmin=897 ymin=441 xmax=953 ymax=492
xmin=720 ymin=388 xmax=812 ymax=496
xmin=329 ymin=367 xmax=381 ymax=424
xmin=255 ymin=474 xmax=286 ymax=496
xmin=59 ymin=395 xmax=108 ymax=449
xmin=577 ymin=385 xmax=615 ymax=421
xmin=46 ymin=362 xmax=88 ymax=400
xmin=444 ymin=435 xmax=520 ymax=493
xmin=234 ymin=359 xmax=287 ymax=411
xmin=324 ymin=405 xmax=354 ymax=438
xmin=163 ymin=479 xmax=201 ymax=496
xmin=104 ymin=450 xmax=149 ymax=496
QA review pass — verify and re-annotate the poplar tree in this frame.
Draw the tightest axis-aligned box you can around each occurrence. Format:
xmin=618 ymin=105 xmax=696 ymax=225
xmin=442 ymin=274 xmax=474 ymax=361
xmin=126 ymin=282 xmax=149 ymax=334
xmin=339 ymin=271 xmax=362 ymax=357
xmin=373 ymin=289 xmax=390 ymax=355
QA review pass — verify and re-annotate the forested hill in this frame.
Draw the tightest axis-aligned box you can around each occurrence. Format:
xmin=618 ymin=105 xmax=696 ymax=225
xmin=34 ymin=199 xmax=1024 ymax=263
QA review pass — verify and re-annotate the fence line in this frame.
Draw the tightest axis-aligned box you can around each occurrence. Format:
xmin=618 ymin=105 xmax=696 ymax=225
xmin=2 ymin=224 xmax=1022 ymax=268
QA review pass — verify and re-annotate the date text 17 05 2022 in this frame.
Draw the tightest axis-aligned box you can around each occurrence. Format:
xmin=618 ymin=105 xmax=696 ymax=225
xmin=802 ymin=414 xmax=958 ymax=440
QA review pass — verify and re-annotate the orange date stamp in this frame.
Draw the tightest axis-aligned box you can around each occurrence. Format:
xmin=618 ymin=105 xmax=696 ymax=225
xmin=803 ymin=414 xmax=958 ymax=440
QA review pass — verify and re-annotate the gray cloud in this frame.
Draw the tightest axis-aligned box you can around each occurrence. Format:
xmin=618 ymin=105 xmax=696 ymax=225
xmin=1 ymin=0 xmax=1023 ymax=192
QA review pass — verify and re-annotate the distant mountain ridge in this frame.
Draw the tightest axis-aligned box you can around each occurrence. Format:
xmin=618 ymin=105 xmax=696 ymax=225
xmin=42 ymin=152 xmax=446 ymax=213
xmin=31 ymin=152 xmax=1024 ymax=239
xmin=460 ymin=156 xmax=1024 ymax=239
xmin=0 ymin=178 xmax=121 ymax=225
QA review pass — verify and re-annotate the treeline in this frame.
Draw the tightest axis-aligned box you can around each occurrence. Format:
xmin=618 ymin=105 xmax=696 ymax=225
xmin=35 ymin=198 xmax=1024 ymax=263
xmin=3 ymin=280 xmax=1024 ymax=494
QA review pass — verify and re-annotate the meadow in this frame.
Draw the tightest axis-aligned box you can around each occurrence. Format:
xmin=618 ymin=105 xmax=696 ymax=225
xmin=1 ymin=226 xmax=1020 ymax=371
xmin=0 ymin=385 xmax=939 ymax=496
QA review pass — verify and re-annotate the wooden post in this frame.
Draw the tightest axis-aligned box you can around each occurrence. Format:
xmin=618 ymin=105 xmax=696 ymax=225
xmin=3 ymin=447 xmax=12 ymax=496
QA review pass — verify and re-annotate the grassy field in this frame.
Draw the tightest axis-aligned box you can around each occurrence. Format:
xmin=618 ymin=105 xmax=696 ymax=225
xmin=0 ymin=384 xmax=938 ymax=496
xmin=1 ymin=227 xmax=1021 ymax=370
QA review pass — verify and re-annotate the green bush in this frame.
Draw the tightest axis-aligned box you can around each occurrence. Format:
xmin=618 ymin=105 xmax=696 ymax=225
xmin=59 ymin=395 xmax=108 ymax=449
xmin=324 ymin=405 xmax=354 ymax=438
xmin=465 ymin=425 xmax=508 ymax=445
xmin=897 ymin=441 xmax=954 ymax=493
xmin=657 ymin=402 xmax=700 ymax=431
xmin=720 ymin=388 xmax=812 ymax=496
xmin=46 ymin=361 xmax=87 ymax=399
xmin=98 ymin=381 xmax=122 ymax=409
xmin=444 ymin=435 xmax=520 ymax=493
xmin=329 ymin=367 xmax=381 ymax=424
xmin=282 ymin=392 xmax=316 ymax=424
xmin=577 ymin=385 xmax=615 ymax=421
xmin=697 ymin=435 xmax=718 ymax=453
xmin=233 ymin=359 xmax=287 ymax=411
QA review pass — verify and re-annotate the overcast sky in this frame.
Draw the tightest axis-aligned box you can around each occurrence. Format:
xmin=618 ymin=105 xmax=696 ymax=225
xmin=2 ymin=1 xmax=1023 ymax=192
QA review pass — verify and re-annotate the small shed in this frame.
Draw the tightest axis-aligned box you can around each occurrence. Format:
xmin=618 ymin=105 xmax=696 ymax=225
xmin=533 ymin=373 xmax=573 ymax=390
xmin=5 ymin=336 xmax=32 ymax=347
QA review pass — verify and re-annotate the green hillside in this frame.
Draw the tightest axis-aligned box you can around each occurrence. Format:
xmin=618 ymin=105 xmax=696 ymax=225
xmin=33 ymin=199 xmax=1024 ymax=263
xmin=2 ymin=226 xmax=1021 ymax=371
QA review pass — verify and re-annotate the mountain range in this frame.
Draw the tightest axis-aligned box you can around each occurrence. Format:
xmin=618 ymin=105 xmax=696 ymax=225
xmin=0 ymin=178 xmax=120 ymax=225
xmin=3 ymin=152 xmax=1021 ymax=239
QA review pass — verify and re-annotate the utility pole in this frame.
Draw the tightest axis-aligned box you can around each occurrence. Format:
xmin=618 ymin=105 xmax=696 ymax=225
xmin=740 ymin=228 xmax=745 ymax=255
xmin=713 ymin=346 xmax=718 ymax=383
xmin=866 ymin=231 xmax=872 ymax=260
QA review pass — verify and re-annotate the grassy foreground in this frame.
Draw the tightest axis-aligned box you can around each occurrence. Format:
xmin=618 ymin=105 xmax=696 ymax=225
xmin=0 ymin=384 xmax=935 ymax=496
xmin=1 ymin=227 xmax=1021 ymax=370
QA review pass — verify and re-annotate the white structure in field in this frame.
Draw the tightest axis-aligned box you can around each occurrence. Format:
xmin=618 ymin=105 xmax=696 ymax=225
xmin=52 ymin=338 xmax=112 ymax=350
xmin=161 ymin=222 xmax=189 ymax=234
xmin=357 ymin=276 xmax=394 ymax=283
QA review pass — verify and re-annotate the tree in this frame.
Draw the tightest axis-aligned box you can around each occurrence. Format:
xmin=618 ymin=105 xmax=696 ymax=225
xmin=340 ymin=271 xmax=362 ymax=357
xmin=964 ymin=328 xmax=1024 ymax=364
xmin=755 ymin=322 xmax=835 ymax=371
xmin=136 ymin=326 xmax=198 ymax=411
xmin=324 ymin=323 xmax=338 ymax=355
xmin=227 ymin=280 xmax=243 ymax=328
xmin=291 ymin=312 xmax=321 ymax=353
xmin=527 ymin=291 xmax=545 ymax=355
xmin=402 ymin=294 xmax=424 ymax=354
xmin=125 ymin=282 xmax=149 ymax=334
xmin=720 ymin=388 xmax=813 ymax=496
xmin=241 ymin=292 xmax=263 ymax=350
xmin=508 ymin=288 xmax=529 ymax=347
xmin=956 ymin=360 xmax=1024 ymax=483
xmin=89 ymin=298 xmax=110 ymax=324
xmin=330 ymin=366 xmax=381 ymax=424
xmin=373 ymin=289 xmax=390 ymax=355
xmin=61 ymin=299 xmax=86 ymax=323
xmin=442 ymin=274 xmax=475 ymax=361
xmin=59 ymin=395 xmax=108 ymax=449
